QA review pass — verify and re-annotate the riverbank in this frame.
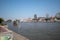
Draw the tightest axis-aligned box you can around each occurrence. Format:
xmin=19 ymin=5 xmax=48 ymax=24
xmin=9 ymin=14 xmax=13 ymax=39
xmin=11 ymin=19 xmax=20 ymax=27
xmin=0 ymin=26 xmax=29 ymax=40
xmin=12 ymin=31 xmax=29 ymax=40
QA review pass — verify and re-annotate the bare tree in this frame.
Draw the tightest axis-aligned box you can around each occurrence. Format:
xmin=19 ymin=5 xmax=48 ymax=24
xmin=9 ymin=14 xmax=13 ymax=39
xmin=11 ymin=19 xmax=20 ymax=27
xmin=55 ymin=12 xmax=60 ymax=18
xmin=46 ymin=13 xmax=49 ymax=18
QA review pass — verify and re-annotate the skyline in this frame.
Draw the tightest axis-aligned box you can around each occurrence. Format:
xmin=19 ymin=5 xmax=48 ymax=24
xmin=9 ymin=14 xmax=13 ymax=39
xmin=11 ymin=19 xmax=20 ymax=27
xmin=0 ymin=0 xmax=60 ymax=20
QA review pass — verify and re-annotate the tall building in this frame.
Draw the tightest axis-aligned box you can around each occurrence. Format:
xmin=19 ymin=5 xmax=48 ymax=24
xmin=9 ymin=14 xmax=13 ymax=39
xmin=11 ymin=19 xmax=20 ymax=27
xmin=32 ymin=14 xmax=39 ymax=22
xmin=34 ymin=14 xmax=37 ymax=19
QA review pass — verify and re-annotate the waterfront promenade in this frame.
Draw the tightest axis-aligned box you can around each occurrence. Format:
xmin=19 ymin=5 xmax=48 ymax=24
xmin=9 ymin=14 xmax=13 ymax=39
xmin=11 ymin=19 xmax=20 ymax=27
xmin=13 ymin=31 xmax=29 ymax=40
xmin=0 ymin=26 xmax=29 ymax=40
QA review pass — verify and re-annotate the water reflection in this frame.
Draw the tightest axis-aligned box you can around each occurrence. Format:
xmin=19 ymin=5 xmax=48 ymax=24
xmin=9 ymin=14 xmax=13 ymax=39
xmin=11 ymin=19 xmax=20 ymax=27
xmin=13 ymin=21 xmax=18 ymax=26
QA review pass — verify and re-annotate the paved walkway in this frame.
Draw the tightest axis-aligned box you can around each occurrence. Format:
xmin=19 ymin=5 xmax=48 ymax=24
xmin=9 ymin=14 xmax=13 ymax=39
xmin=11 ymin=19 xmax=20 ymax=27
xmin=0 ymin=26 xmax=29 ymax=40
xmin=13 ymin=32 xmax=29 ymax=40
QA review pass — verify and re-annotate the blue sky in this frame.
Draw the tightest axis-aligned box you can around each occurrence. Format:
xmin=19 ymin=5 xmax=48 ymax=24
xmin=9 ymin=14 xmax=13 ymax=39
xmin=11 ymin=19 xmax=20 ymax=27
xmin=0 ymin=0 xmax=60 ymax=20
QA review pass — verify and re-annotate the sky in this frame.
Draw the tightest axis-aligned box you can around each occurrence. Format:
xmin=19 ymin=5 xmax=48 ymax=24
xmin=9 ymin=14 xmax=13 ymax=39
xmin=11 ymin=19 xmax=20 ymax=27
xmin=0 ymin=0 xmax=60 ymax=20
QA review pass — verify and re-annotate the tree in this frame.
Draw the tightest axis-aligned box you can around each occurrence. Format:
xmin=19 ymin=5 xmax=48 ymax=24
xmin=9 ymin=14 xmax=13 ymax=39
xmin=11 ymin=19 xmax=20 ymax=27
xmin=55 ymin=12 xmax=60 ymax=18
xmin=0 ymin=18 xmax=4 ymax=23
xmin=55 ymin=12 xmax=60 ymax=20
xmin=6 ymin=19 xmax=12 ymax=23
xmin=46 ymin=13 xmax=49 ymax=18
xmin=45 ymin=13 xmax=50 ymax=22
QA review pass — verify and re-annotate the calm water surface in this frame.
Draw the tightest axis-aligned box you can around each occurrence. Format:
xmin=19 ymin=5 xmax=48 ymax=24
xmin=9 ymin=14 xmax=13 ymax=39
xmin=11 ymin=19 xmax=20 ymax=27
xmin=7 ymin=22 xmax=60 ymax=40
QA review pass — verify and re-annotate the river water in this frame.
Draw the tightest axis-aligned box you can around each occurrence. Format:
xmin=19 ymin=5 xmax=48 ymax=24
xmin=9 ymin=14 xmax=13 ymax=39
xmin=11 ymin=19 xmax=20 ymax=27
xmin=7 ymin=22 xmax=60 ymax=40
